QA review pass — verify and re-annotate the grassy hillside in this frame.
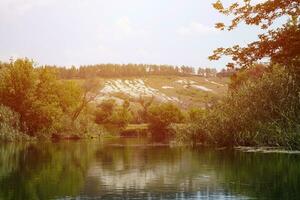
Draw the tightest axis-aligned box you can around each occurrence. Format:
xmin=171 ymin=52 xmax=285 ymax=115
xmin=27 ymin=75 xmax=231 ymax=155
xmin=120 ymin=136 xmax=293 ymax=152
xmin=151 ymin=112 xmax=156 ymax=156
xmin=73 ymin=75 xmax=229 ymax=109
xmin=144 ymin=76 xmax=229 ymax=108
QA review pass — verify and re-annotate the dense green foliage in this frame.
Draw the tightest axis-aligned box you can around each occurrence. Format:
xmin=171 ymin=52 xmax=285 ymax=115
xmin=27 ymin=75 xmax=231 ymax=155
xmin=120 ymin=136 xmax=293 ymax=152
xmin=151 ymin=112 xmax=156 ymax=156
xmin=109 ymin=100 xmax=133 ymax=127
xmin=0 ymin=105 xmax=30 ymax=141
xmin=43 ymin=64 xmax=220 ymax=79
xmin=229 ymin=64 xmax=266 ymax=90
xmin=148 ymin=103 xmax=185 ymax=131
xmin=136 ymin=96 xmax=154 ymax=123
xmin=95 ymin=99 xmax=133 ymax=128
xmin=95 ymin=99 xmax=116 ymax=124
xmin=0 ymin=59 xmax=102 ymax=139
xmin=186 ymin=66 xmax=300 ymax=149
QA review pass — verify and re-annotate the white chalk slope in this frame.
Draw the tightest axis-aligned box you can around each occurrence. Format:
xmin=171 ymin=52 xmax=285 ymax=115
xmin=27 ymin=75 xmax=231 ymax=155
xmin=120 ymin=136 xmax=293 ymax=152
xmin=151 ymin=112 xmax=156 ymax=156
xmin=99 ymin=79 xmax=179 ymax=102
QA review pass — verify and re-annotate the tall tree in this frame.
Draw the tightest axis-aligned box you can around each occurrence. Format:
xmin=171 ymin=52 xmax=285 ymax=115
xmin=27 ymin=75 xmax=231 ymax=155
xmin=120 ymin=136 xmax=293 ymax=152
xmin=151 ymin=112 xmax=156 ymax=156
xmin=0 ymin=59 xmax=36 ymax=126
xmin=71 ymin=79 xmax=100 ymax=122
xmin=0 ymin=59 xmax=84 ymax=135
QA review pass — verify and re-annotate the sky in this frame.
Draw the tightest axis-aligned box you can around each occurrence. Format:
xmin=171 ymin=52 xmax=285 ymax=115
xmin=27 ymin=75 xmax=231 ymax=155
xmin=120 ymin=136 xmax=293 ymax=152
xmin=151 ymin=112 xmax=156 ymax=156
xmin=0 ymin=0 xmax=265 ymax=69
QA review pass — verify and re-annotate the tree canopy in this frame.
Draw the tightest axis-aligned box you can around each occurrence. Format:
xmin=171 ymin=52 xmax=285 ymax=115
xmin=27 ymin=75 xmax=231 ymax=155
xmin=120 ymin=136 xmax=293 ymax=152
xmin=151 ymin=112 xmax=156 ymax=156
xmin=209 ymin=0 xmax=300 ymax=70
xmin=0 ymin=59 xmax=86 ymax=136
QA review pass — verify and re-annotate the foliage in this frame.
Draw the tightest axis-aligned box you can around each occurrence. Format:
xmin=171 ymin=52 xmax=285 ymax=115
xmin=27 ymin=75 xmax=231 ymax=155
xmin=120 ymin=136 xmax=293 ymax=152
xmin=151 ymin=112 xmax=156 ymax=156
xmin=229 ymin=63 xmax=267 ymax=90
xmin=109 ymin=101 xmax=133 ymax=127
xmin=0 ymin=105 xmax=30 ymax=141
xmin=190 ymin=0 xmax=300 ymax=149
xmin=192 ymin=65 xmax=300 ymax=149
xmin=188 ymin=108 xmax=207 ymax=122
xmin=137 ymin=96 xmax=154 ymax=123
xmin=95 ymin=99 xmax=116 ymax=124
xmin=71 ymin=79 xmax=100 ymax=122
xmin=148 ymin=103 xmax=185 ymax=130
xmin=169 ymin=123 xmax=199 ymax=145
xmin=209 ymin=0 xmax=300 ymax=71
xmin=57 ymin=81 xmax=82 ymax=115
xmin=58 ymin=113 xmax=104 ymax=137
xmin=95 ymin=99 xmax=133 ymax=128
xmin=45 ymin=63 xmax=199 ymax=79
xmin=197 ymin=68 xmax=217 ymax=77
xmin=0 ymin=59 xmax=97 ymax=137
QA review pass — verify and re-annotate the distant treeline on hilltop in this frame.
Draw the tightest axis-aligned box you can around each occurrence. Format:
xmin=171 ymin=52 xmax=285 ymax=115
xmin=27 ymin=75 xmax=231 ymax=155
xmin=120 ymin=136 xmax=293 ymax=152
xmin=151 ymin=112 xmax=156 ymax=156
xmin=41 ymin=64 xmax=233 ymax=79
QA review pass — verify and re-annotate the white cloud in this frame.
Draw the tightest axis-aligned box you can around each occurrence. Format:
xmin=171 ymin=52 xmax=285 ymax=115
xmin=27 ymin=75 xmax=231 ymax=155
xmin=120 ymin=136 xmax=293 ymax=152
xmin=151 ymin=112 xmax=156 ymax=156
xmin=177 ymin=22 xmax=217 ymax=36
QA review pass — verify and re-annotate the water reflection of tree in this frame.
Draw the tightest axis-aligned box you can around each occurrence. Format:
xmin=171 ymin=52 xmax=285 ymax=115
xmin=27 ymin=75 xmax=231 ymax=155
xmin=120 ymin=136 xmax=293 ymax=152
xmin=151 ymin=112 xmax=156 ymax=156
xmin=210 ymin=150 xmax=300 ymax=200
xmin=86 ymin=145 xmax=300 ymax=199
xmin=0 ymin=143 xmax=29 ymax=179
xmin=85 ymin=146 xmax=228 ymax=198
xmin=0 ymin=141 xmax=98 ymax=200
xmin=1 ymin=141 xmax=300 ymax=199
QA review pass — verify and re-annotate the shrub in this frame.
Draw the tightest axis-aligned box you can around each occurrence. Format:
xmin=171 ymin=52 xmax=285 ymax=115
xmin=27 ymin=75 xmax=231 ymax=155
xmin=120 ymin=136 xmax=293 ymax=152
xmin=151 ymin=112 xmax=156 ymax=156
xmin=0 ymin=105 xmax=30 ymax=141
xmin=229 ymin=64 xmax=266 ymax=90
xmin=188 ymin=108 xmax=206 ymax=122
xmin=95 ymin=99 xmax=116 ymax=124
xmin=109 ymin=108 xmax=133 ymax=127
xmin=192 ymin=65 xmax=300 ymax=149
xmin=0 ymin=59 xmax=82 ymax=136
xmin=169 ymin=123 xmax=198 ymax=145
xmin=148 ymin=103 xmax=185 ymax=130
xmin=95 ymin=99 xmax=133 ymax=128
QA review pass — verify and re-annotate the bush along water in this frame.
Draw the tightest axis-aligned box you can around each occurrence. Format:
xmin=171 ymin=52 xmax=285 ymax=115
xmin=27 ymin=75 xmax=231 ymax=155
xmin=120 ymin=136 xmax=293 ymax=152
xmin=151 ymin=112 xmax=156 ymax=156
xmin=0 ymin=59 xmax=104 ymax=140
xmin=186 ymin=65 xmax=300 ymax=149
xmin=0 ymin=105 xmax=31 ymax=141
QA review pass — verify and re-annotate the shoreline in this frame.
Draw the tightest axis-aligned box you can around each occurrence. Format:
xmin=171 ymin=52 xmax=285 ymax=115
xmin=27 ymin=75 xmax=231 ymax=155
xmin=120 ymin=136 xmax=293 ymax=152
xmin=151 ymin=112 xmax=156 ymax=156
xmin=2 ymin=136 xmax=300 ymax=154
xmin=234 ymin=146 xmax=300 ymax=154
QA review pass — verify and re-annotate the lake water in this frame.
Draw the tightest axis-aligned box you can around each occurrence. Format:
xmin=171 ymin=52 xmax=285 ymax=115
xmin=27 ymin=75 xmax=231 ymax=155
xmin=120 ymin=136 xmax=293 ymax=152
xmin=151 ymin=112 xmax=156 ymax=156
xmin=0 ymin=138 xmax=300 ymax=200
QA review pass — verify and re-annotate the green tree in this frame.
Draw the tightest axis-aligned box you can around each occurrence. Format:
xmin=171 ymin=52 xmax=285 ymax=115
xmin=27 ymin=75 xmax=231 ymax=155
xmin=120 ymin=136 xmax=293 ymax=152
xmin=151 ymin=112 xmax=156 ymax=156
xmin=71 ymin=79 xmax=100 ymax=122
xmin=26 ymin=68 xmax=64 ymax=134
xmin=191 ymin=66 xmax=300 ymax=148
xmin=0 ymin=105 xmax=28 ymax=141
xmin=0 ymin=59 xmax=36 ymax=126
xmin=229 ymin=64 xmax=266 ymax=90
xmin=110 ymin=100 xmax=133 ymax=127
xmin=95 ymin=99 xmax=116 ymax=124
xmin=137 ymin=96 xmax=154 ymax=122
xmin=0 ymin=59 xmax=84 ymax=136
xmin=148 ymin=103 xmax=185 ymax=130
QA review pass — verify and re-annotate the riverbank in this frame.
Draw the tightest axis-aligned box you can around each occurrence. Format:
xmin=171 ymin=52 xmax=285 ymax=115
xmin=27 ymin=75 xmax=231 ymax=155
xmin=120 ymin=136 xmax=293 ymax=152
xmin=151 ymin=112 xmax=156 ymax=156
xmin=235 ymin=146 xmax=300 ymax=154
xmin=3 ymin=132 xmax=300 ymax=155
